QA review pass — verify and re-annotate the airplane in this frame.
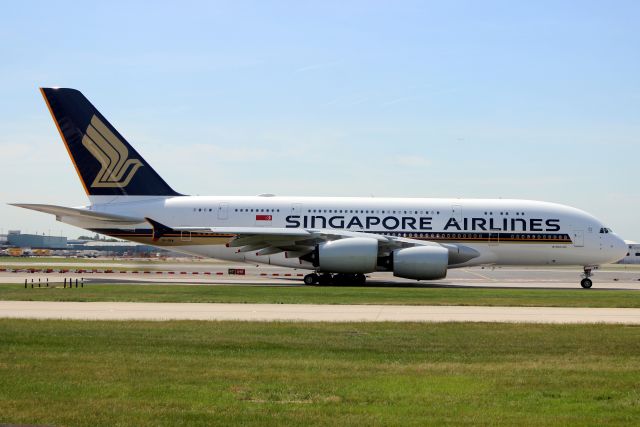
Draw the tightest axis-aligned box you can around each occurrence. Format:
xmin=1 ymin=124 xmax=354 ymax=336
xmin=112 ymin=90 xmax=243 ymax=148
xmin=11 ymin=88 xmax=628 ymax=288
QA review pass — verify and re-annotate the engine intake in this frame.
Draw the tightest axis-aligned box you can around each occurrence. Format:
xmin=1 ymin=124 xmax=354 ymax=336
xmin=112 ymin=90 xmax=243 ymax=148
xmin=314 ymin=238 xmax=379 ymax=273
xmin=393 ymin=246 xmax=448 ymax=280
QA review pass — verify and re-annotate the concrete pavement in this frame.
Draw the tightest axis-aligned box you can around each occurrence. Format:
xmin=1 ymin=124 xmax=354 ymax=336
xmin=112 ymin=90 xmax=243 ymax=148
xmin=2 ymin=301 xmax=640 ymax=323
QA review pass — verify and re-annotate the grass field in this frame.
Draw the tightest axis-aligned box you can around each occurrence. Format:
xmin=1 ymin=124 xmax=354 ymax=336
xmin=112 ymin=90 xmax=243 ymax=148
xmin=0 ymin=320 xmax=639 ymax=426
xmin=2 ymin=283 xmax=640 ymax=307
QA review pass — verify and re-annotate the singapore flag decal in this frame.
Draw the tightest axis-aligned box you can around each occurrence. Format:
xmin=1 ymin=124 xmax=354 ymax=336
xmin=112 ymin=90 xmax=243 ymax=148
xmin=256 ymin=214 xmax=272 ymax=221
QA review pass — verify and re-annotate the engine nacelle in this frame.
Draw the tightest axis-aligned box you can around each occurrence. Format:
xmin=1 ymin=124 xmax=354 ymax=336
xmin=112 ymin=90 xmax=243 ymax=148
xmin=393 ymin=246 xmax=448 ymax=280
xmin=316 ymin=238 xmax=379 ymax=273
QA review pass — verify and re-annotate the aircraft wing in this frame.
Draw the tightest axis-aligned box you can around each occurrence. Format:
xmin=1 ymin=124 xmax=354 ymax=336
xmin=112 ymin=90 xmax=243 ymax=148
xmin=147 ymin=218 xmax=478 ymax=263
xmin=11 ymin=204 xmax=145 ymax=224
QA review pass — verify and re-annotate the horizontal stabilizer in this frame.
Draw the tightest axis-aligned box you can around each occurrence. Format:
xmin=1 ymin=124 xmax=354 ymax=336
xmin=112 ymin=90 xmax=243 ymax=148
xmin=11 ymin=203 xmax=145 ymax=224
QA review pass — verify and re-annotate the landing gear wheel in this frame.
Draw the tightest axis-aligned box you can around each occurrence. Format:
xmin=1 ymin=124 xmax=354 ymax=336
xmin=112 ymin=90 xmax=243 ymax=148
xmin=318 ymin=274 xmax=333 ymax=286
xmin=303 ymin=273 xmax=318 ymax=285
xmin=355 ymin=274 xmax=367 ymax=286
xmin=333 ymin=273 xmax=346 ymax=284
xmin=580 ymin=267 xmax=595 ymax=288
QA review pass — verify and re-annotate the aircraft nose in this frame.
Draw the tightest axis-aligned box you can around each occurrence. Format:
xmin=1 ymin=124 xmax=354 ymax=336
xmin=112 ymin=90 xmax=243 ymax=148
xmin=611 ymin=235 xmax=628 ymax=263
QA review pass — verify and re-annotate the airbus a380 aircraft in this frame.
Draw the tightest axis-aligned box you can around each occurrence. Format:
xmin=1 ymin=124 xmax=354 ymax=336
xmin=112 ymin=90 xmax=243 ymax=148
xmin=12 ymin=88 xmax=627 ymax=288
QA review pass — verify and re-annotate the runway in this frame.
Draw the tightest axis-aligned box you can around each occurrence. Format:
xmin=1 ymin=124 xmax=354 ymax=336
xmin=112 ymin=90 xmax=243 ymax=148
xmin=2 ymin=264 xmax=640 ymax=290
xmin=2 ymin=300 xmax=640 ymax=323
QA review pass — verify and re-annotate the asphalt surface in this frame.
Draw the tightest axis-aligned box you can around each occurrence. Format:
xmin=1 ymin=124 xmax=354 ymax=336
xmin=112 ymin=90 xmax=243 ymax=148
xmin=2 ymin=264 xmax=640 ymax=289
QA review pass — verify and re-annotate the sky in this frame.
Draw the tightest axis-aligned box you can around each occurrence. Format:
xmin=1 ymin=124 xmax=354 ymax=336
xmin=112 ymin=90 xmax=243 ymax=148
xmin=0 ymin=1 xmax=638 ymax=239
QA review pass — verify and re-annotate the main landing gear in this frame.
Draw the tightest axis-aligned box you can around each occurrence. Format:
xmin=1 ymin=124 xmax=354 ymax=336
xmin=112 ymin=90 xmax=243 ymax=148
xmin=303 ymin=273 xmax=367 ymax=286
xmin=580 ymin=267 xmax=594 ymax=289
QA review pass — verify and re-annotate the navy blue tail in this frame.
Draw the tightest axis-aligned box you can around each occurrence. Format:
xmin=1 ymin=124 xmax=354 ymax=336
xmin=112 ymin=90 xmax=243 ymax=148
xmin=41 ymin=88 xmax=181 ymax=197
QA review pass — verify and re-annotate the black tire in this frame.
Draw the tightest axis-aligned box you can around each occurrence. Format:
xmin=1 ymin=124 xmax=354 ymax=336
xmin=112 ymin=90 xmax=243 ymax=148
xmin=318 ymin=274 xmax=333 ymax=286
xmin=580 ymin=278 xmax=593 ymax=289
xmin=355 ymin=273 xmax=367 ymax=285
xmin=303 ymin=274 xmax=318 ymax=285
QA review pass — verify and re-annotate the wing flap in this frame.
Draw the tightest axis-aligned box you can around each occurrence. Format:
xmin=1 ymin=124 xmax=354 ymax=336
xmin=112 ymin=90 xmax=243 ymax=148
xmin=175 ymin=226 xmax=313 ymax=238
xmin=145 ymin=218 xmax=479 ymax=264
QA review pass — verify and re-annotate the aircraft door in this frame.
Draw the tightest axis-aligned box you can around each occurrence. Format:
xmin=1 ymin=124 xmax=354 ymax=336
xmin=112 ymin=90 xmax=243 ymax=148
xmin=291 ymin=203 xmax=303 ymax=215
xmin=573 ymin=230 xmax=584 ymax=247
xmin=488 ymin=232 xmax=500 ymax=246
xmin=218 ymin=202 xmax=229 ymax=221
xmin=451 ymin=205 xmax=462 ymax=223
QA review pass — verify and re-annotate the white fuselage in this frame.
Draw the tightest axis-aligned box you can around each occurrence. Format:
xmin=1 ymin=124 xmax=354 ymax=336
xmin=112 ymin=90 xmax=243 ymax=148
xmin=69 ymin=196 xmax=627 ymax=272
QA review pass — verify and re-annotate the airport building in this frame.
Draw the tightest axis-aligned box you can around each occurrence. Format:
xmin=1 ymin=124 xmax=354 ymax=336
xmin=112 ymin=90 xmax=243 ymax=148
xmin=2 ymin=230 xmax=177 ymax=257
xmin=67 ymin=240 xmax=163 ymax=256
xmin=7 ymin=230 xmax=67 ymax=249
xmin=617 ymin=241 xmax=640 ymax=264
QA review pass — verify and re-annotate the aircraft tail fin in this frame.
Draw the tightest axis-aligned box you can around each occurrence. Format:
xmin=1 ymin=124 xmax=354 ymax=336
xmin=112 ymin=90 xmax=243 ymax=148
xmin=40 ymin=88 xmax=181 ymax=198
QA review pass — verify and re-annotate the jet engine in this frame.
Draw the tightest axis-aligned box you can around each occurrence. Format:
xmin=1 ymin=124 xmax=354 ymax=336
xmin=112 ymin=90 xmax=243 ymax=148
xmin=392 ymin=246 xmax=448 ymax=280
xmin=311 ymin=237 xmax=379 ymax=273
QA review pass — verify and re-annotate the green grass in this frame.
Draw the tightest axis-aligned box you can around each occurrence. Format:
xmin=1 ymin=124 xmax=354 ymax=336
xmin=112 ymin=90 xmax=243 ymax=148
xmin=0 ymin=320 xmax=639 ymax=426
xmin=2 ymin=283 xmax=640 ymax=307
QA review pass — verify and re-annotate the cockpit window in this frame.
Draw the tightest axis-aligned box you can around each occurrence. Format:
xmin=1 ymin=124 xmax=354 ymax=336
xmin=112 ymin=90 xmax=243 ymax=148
xmin=599 ymin=228 xmax=613 ymax=234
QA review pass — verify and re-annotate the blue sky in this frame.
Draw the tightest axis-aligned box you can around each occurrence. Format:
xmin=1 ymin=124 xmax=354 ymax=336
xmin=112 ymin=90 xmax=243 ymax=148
xmin=1 ymin=1 xmax=638 ymax=239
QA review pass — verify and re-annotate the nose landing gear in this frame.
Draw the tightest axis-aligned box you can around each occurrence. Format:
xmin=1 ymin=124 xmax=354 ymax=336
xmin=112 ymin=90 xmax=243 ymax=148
xmin=580 ymin=267 xmax=594 ymax=288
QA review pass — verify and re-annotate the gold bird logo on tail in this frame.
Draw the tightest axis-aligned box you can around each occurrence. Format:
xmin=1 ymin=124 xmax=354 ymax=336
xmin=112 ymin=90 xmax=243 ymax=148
xmin=81 ymin=115 xmax=143 ymax=188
